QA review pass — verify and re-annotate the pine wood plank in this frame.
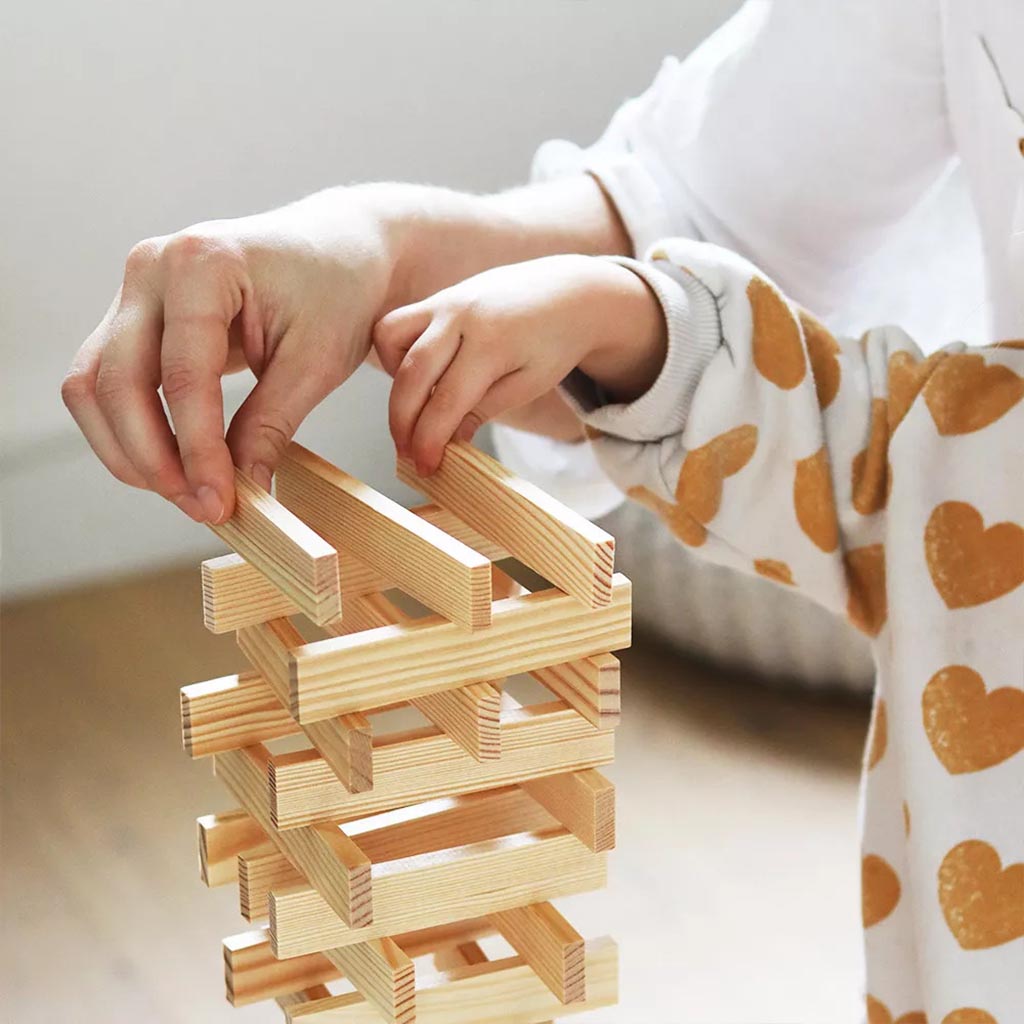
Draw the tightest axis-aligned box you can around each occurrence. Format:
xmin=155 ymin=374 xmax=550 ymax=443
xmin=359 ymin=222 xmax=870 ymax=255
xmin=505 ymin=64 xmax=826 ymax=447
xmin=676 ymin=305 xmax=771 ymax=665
xmin=202 ymin=505 xmax=507 ymax=634
xmin=238 ymin=618 xmax=374 ymax=793
xmin=288 ymin=576 xmax=632 ymax=723
xmin=225 ymin=920 xmax=494 ymax=1008
xmin=521 ymin=769 xmax=616 ymax=853
xmin=285 ymin=938 xmax=618 ymax=1023
xmin=197 ymin=808 xmax=266 ymax=887
xmin=239 ymin=841 xmax=304 ymax=921
xmin=278 ymin=444 xmax=492 ymax=631
xmin=270 ymin=701 xmax=614 ymax=830
xmin=397 ymin=443 xmax=615 ymax=608
xmin=490 ymin=902 xmax=585 ymax=1003
xmin=322 ymin=938 xmax=414 ymax=1024
xmin=181 ymin=671 xmax=296 ymax=759
xmin=215 ymin=745 xmax=373 ymax=929
xmin=278 ymin=986 xmax=334 ymax=1010
xmin=210 ymin=469 xmax=341 ymax=625
xmin=530 ymin=654 xmax=621 ymax=731
xmin=270 ymin=831 xmax=606 ymax=958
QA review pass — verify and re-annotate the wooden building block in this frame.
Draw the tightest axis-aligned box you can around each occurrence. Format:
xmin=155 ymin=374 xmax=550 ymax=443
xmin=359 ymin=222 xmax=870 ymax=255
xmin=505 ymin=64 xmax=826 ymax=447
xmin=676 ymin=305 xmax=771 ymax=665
xmin=397 ymin=443 xmax=614 ymax=608
xmin=530 ymin=654 xmax=621 ymax=731
xmin=490 ymin=902 xmax=585 ymax=1003
xmin=270 ymin=701 xmax=614 ymax=830
xmin=278 ymin=444 xmax=493 ymax=631
xmin=237 ymin=618 xmax=374 ymax=793
xmin=284 ymin=937 xmax=618 ymax=1023
xmin=225 ymin=920 xmax=494 ymax=1008
xmin=521 ymin=769 xmax=616 ymax=853
xmin=322 ymin=938 xmax=415 ymax=1024
xmin=197 ymin=808 xmax=266 ymax=887
xmin=278 ymin=987 xmax=334 ymax=1010
xmin=210 ymin=469 xmax=341 ymax=625
xmin=202 ymin=504 xmax=506 ymax=635
xmin=288 ymin=576 xmax=632 ymax=723
xmin=239 ymin=841 xmax=304 ymax=921
xmin=270 ymin=831 xmax=606 ymax=958
xmin=181 ymin=671 xmax=296 ymax=759
xmin=215 ymin=745 xmax=373 ymax=929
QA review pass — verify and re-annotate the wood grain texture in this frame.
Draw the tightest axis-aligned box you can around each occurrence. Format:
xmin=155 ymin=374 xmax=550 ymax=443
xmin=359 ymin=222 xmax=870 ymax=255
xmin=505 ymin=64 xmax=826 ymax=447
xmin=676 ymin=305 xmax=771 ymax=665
xmin=289 ymin=576 xmax=632 ymax=723
xmin=521 ymin=769 xmax=616 ymax=853
xmin=197 ymin=808 xmax=266 ymax=887
xmin=278 ymin=444 xmax=492 ymax=630
xmin=201 ymin=504 xmax=507 ymax=634
xmin=270 ymin=701 xmax=614 ymax=830
xmin=322 ymin=938 xmax=414 ymax=1024
xmin=237 ymin=619 xmax=373 ymax=793
xmin=210 ymin=469 xmax=341 ymax=625
xmin=270 ymin=831 xmax=606 ymax=957
xmin=398 ymin=442 xmax=615 ymax=608
xmin=214 ymin=745 xmax=373 ymax=929
xmin=277 ymin=986 xmax=334 ymax=1010
xmin=490 ymin=902 xmax=585 ymax=1003
xmin=285 ymin=938 xmax=618 ymax=1023
xmin=239 ymin=841 xmax=304 ymax=921
xmin=531 ymin=654 xmax=621 ymax=731
xmin=225 ymin=920 xmax=494 ymax=1008
xmin=181 ymin=671 xmax=296 ymax=758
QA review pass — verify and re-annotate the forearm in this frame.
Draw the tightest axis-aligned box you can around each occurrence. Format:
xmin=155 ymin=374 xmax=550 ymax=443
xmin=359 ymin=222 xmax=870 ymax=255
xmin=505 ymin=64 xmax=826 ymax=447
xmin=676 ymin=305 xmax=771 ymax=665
xmin=356 ymin=175 xmax=632 ymax=312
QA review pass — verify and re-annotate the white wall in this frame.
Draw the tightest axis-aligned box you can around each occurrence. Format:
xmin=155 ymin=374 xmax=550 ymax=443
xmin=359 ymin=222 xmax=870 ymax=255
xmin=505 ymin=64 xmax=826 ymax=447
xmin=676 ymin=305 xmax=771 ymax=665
xmin=0 ymin=0 xmax=741 ymax=598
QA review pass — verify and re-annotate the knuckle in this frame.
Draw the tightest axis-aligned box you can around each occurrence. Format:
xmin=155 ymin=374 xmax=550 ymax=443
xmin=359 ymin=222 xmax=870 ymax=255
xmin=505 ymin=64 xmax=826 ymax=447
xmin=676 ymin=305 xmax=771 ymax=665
xmin=60 ymin=368 xmax=94 ymax=409
xmin=93 ymin=364 xmax=131 ymax=408
xmin=248 ymin=409 xmax=297 ymax=456
xmin=123 ymin=238 xmax=161 ymax=279
xmin=160 ymin=359 xmax=204 ymax=402
xmin=161 ymin=230 xmax=239 ymax=274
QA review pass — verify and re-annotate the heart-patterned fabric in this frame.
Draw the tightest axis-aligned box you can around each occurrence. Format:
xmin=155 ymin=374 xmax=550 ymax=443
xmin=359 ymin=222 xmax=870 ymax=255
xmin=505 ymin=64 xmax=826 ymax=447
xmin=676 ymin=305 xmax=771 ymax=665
xmin=571 ymin=237 xmax=1023 ymax=1022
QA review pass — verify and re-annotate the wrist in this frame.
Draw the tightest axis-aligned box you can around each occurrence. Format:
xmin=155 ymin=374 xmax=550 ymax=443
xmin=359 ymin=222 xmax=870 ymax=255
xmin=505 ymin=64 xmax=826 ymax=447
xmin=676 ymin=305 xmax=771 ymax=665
xmin=577 ymin=260 xmax=667 ymax=403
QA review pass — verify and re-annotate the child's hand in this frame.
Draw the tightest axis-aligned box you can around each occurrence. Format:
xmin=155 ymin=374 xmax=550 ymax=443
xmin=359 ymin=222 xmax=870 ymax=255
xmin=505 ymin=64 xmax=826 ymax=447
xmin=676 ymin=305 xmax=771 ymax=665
xmin=373 ymin=254 xmax=667 ymax=474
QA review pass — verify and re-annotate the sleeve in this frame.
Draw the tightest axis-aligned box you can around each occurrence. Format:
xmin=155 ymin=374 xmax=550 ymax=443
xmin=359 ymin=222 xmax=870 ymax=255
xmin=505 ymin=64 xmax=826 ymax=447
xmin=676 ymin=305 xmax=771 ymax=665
xmin=495 ymin=0 xmax=954 ymax=513
xmin=564 ymin=237 xmax=981 ymax=635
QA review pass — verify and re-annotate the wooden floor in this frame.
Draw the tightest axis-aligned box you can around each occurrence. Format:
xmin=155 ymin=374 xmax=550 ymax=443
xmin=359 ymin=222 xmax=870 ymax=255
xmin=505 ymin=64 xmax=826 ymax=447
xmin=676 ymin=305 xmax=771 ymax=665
xmin=1 ymin=565 xmax=870 ymax=1023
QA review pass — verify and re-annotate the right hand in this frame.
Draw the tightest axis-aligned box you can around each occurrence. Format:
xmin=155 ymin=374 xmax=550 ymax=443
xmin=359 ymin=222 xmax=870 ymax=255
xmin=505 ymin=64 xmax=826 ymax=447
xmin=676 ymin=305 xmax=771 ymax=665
xmin=61 ymin=188 xmax=396 ymax=523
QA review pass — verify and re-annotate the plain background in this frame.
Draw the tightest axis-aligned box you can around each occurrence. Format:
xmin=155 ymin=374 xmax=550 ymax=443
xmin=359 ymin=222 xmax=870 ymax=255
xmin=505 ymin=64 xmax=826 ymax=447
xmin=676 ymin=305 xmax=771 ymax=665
xmin=0 ymin=0 xmax=746 ymax=598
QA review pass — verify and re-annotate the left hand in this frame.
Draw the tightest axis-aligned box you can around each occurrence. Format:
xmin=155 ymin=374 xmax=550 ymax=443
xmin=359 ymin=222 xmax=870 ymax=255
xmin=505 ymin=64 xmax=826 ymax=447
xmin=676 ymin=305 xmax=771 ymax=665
xmin=372 ymin=254 xmax=666 ymax=474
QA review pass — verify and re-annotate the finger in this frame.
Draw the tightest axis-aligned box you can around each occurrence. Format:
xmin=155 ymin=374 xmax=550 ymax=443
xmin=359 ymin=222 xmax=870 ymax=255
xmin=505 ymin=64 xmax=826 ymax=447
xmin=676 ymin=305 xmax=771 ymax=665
xmin=95 ymin=305 xmax=205 ymax=521
xmin=454 ymin=367 xmax=536 ymax=444
xmin=372 ymin=302 xmax=434 ymax=376
xmin=388 ymin=321 xmax=461 ymax=457
xmin=226 ymin=333 xmax=340 ymax=489
xmin=160 ymin=240 xmax=244 ymax=523
xmin=408 ymin=346 xmax=502 ymax=474
xmin=61 ymin=321 xmax=150 ymax=491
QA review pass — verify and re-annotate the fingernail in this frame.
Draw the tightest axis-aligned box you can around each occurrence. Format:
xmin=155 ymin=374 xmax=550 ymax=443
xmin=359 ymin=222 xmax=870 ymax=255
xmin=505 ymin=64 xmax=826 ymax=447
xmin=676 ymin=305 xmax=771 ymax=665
xmin=174 ymin=494 xmax=205 ymax=523
xmin=197 ymin=485 xmax=225 ymax=524
xmin=251 ymin=463 xmax=272 ymax=492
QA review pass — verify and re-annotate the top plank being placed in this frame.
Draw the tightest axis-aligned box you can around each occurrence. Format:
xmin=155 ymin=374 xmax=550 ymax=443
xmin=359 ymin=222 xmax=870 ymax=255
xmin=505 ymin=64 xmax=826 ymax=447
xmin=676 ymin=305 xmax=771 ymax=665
xmin=397 ymin=443 xmax=615 ymax=608
xmin=278 ymin=445 xmax=492 ymax=631
xmin=210 ymin=470 xmax=341 ymax=625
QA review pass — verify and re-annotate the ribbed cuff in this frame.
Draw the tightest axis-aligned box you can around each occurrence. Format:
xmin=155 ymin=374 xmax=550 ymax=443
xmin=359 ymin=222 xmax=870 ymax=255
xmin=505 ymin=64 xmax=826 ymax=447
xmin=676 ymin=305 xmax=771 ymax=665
xmin=560 ymin=255 xmax=722 ymax=443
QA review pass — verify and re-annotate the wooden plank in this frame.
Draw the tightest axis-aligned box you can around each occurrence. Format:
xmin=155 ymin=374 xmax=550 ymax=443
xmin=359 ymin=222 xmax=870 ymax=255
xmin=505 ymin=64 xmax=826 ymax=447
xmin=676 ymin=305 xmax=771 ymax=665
xmin=432 ymin=940 xmax=489 ymax=973
xmin=181 ymin=671 xmax=296 ymax=759
xmin=278 ymin=986 xmax=334 ymax=1010
xmin=239 ymin=841 xmax=304 ymax=921
xmin=339 ymin=593 xmax=502 ymax=763
xmin=197 ymin=808 xmax=266 ymax=887
xmin=490 ymin=902 xmax=585 ymax=1003
xmin=270 ymin=701 xmax=614 ymax=830
xmin=530 ymin=654 xmax=620 ymax=731
xmin=397 ymin=443 xmax=615 ymax=608
xmin=277 ymin=444 xmax=492 ymax=631
xmin=288 ymin=576 xmax=632 ymax=723
xmin=202 ymin=505 xmax=507 ymax=634
xmin=215 ymin=745 xmax=373 ymax=929
xmin=225 ymin=920 xmax=494 ymax=1008
xmin=210 ymin=469 xmax=341 ymax=625
xmin=322 ymin=939 xmax=414 ymax=1024
xmin=238 ymin=618 xmax=373 ymax=793
xmin=284 ymin=938 xmax=618 ymax=1023
xmin=521 ymin=769 xmax=615 ymax=853
xmin=270 ymin=831 xmax=607 ymax=958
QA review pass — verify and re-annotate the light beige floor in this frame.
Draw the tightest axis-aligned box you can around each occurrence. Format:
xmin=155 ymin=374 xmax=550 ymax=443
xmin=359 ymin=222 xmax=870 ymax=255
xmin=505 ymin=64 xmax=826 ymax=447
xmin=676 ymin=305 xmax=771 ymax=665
xmin=1 ymin=566 xmax=870 ymax=1023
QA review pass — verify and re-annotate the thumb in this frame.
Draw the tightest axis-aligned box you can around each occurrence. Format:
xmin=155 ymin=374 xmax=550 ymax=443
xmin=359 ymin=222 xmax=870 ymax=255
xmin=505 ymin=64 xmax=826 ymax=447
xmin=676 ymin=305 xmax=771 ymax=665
xmin=453 ymin=367 xmax=535 ymax=445
xmin=226 ymin=343 xmax=338 ymax=488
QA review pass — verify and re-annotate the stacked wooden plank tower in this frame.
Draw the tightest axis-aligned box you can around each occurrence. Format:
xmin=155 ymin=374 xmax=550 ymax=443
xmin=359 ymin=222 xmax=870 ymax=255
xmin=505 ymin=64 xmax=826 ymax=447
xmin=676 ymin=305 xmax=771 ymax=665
xmin=181 ymin=441 xmax=630 ymax=1023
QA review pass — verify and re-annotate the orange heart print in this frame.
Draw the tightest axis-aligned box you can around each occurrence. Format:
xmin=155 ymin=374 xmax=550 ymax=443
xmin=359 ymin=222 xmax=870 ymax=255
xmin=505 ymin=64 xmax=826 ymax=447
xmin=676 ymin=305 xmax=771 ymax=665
xmin=938 ymin=840 xmax=1024 ymax=949
xmin=749 ymin=277 xmax=807 ymax=389
xmin=922 ymin=352 xmax=1023 ymax=435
